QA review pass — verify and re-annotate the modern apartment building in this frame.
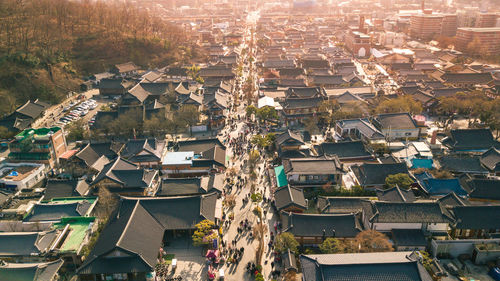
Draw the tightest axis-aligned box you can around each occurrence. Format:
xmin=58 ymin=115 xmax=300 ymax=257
xmin=475 ymin=13 xmax=498 ymax=28
xmin=456 ymin=27 xmax=500 ymax=56
xmin=410 ymin=12 xmax=457 ymax=39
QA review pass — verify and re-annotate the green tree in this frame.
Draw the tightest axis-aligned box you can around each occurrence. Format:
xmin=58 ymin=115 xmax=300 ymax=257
xmin=256 ymin=106 xmax=278 ymax=122
xmin=384 ymin=173 xmax=414 ymax=189
xmin=246 ymin=105 xmax=257 ymax=117
xmin=274 ymin=232 xmax=300 ymax=254
xmin=186 ymin=64 xmax=204 ymax=83
xmin=375 ymin=96 xmax=422 ymax=115
xmin=192 ymin=219 xmax=217 ymax=247
xmin=251 ymin=192 xmax=263 ymax=203
xmin=332 ymin=102 xmax=364 ymax=121
xmin=319 ymin=237 xmax=342 ymax=254
xmin=66 ymin=120 xmax=88 ymax=142
xmin=318 ymin=99 xmax=340 ymax=126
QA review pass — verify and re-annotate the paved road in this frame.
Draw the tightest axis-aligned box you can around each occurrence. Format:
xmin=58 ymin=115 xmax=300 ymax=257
xmin=218 ymin=9 xmax=283 ymax=281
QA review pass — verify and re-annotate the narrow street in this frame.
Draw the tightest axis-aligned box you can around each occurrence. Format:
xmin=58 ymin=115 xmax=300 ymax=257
xmin=217 ymin=9 xmax=282 ymax=281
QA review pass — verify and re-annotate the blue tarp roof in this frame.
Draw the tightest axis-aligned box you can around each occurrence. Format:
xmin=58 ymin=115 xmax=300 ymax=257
xmin=415 ymin=172 xmax=468 ymax=196
xmin=411 ymin=158 xmax=434 ymax=169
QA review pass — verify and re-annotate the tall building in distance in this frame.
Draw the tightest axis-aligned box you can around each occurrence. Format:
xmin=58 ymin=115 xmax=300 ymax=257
xmin=410 ymin=11 xmax=457 ymax=40
xmin=409 ymin=0 xmax=457 ymax=40
xmin=475 ymin=13 xmax=498 ymax=28
xmin=455 ymin=27 xmax=500 ymax=56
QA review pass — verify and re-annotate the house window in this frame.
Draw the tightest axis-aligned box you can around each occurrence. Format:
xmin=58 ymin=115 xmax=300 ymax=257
xmin=405 ymin=132 xmax=412 ymax=136
xmin=112 ymin=273 xmax=127 ymax=280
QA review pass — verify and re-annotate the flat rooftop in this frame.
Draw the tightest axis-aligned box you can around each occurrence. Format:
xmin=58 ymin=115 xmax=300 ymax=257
xmin=0 ymin=164 xmax=42 ymax=182
xmin=458 ymin=27 xmax=500 ymax=32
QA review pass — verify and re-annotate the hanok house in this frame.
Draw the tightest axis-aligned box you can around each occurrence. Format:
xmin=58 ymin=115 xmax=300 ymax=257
xmin=273 ymin=185 xmax=307 ymax=213
xmin=0 ymin=99 xmax=49 ymax=132
xmin=442 ymin=128 xmax=500 ymax=153
xmin=91 ymin=157 xmax=159 ymax=196
xmin=480 ymin=147 xmax=500 ymax=176
xmin=23 ymin=197 xmax=97 ymax=223
xmin=376 ymin=186 xmax=417 ymax=203
xmin=96 ymin=78 xmax=135 ymax=98
xmin=334 ymin=118 xmax=385 ymax=143
xmin=282 ymin=156 xmax=344 ymax=188
xmin=281 ymin=87 xmax=327 ymax=126
xmin=0 ymin=259 xmax=64 ymax=281
xmin=308 ymin=75 xmax=346 ymax=88
xmin=363 ymin=201 xmax=454 ymax=235
xmin=275 ymin=129 xmax=305 ymax=152
xmin=0 ymin=229 xmax=60 ymax=262
xmin=77 ymin=193 xmax=221 ymax=281
xmin=314 ymin=141 xmax=373 ymax=162
xmin=120 ymin=138 xmax=166 ymax=168
xmin=350 ymin=162 xmax=410 ymax=190
xmin=199 ymin=65 xmax=235 ymax=81
xmin=42 ymin=179 xmax=91 ymax=201
xmin=163 ymin=138 xmax=226 ymax=178
xmin=372 ymin=112 xmax=420 ymax=140
xmin=439 ymin=72 xmax=493 ymax=89
xmin=281 ymin=211 xmax=363 ymax=245
xmin=64 ymin=142 xmax=123 ymax=177
xmin=156 ymin=174 xmax=224 ymax=197
xmin=450 ymin=205 xmax=500 ymax=239
xmin=300 ymin=251 xmax=433 ymax=281
xmin=122 ymin=82 xmax=173 ymax=108
xmin=317 ymin=196 xmax=370 ymax=214
xmin=8 ymin=127 xmax=68 ymax=169
xmin=111 ymin=62 xmax=140 ymax=76
xmin=461 ymin=176 xmax=500 ymax=202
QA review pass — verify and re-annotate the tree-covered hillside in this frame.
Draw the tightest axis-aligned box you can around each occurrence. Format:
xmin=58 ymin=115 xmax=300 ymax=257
xmin=0 ymin=0 xmax=202 ymax=115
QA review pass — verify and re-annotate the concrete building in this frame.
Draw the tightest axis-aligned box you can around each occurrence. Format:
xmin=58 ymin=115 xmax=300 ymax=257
xmin=345 ymin=29 xmax=371 ymax=57
xmin=0 ymin=162 xmax=45 ymax=190
xmin=456 ymin=27 xmax=500 ymax=56
xmin=8 ymin=127 xmax=67 ymax=168
xmin=409 ymin=12 xmax=457 ymax=39
xmin=475 ymin=13 xmax=498 ymax=28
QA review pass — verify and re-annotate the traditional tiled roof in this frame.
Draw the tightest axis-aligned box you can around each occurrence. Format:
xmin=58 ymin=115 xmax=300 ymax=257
xmin=281 ymin=211 xmax=362 ymax=238
xmin=442 ymin=128 xmax=499 ymax=151
xmin=351 ymin=163 xmax=409 ymax=187
xmin=78 ymin=193 xmax=218 ymax=275
xmin=283 ymin=156 xmax=344 ymax=175
xmin=43 ymin=179 xmax=90 ymax=201
xmin=0 ymin=259 xmax=64 ymax=281
xmin=367 ymin=202 xmax=454 ymax=224
xmin=376 ymin=186 xmax=417 ymax=202
xmin=0 ymin=230 xmax=59 ymax=257
xmin=314 ymin=141 xmax=372 ymax=160
xmin=441 ymin=73 xmax=493 ymax=84
xmin=274 ymin=186 xmax=307 ymax=211
xmin=452 ymin=205 xmax=500 ymax=230
xmin=437 ymin=156 xmax=488 ymax=174
xmin=300 ymin=252 xmax=433 ymax=281
xmin=317 ymin=196 xmax=370 ymax=214
xmin=480 ymin=147 xmax=500 ymax=172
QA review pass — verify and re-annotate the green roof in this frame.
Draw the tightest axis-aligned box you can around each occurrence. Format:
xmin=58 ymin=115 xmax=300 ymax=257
xmin=54 ymin=217 xmax=95 ymax=252
xmin=15 ymin=127 xmax=61 ymax=138
xmin=275 ymin=165 xmax=288 ymax=188
xmin=45 ymin=197 xmax=96 ymax=204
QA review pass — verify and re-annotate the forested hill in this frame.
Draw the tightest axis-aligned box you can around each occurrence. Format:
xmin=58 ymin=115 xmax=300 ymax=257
xmin=0 ymin=0 xmax=202 ymax=115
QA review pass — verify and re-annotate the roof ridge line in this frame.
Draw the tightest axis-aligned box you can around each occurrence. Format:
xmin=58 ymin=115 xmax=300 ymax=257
xmin=116 ymin=200 xmax=140 ymax=247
